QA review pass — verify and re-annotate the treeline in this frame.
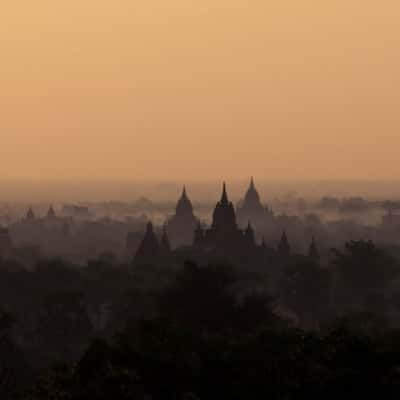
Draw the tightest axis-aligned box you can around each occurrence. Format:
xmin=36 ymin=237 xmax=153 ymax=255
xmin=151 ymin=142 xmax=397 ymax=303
xmin=1 ymin=240 xmax=400 ymax=398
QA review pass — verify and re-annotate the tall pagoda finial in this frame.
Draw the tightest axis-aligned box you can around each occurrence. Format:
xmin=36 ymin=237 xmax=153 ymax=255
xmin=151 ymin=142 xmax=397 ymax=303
xmin=175 ymin=184 xmax=193 ymax=216
xmin=250 ymin=176 xmax=255 ymax=190
xmin=261 ymin=236 xmax=267 ymax=248
xmin=161 ymin=225 xmax=171 ymax=253
xmin=278 ymin=230 xmax=290 ymax=256
xmin=134 ymin=220 xmax=160 ymax=263
xmin=308 ymin=236 xmax=320 ymax=260
xmin=221 ymin=182 xmax=228 ymax=204
xmin=26 ymin=207 xmax=35 ymax=220
xmin=47 ymin=205 xmax=56 ymax=219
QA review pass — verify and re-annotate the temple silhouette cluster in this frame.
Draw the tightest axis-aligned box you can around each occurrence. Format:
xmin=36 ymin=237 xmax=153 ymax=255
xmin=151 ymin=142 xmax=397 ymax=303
xmin=193 ymin=183 xmax=256 ymax=255
xmin=165 ymin=186 xmax=198 ymax=248
xmin=134 ymin=179 xmax=318 ymax=264
xmin=236 ymin=177 xmax=274 ymax=227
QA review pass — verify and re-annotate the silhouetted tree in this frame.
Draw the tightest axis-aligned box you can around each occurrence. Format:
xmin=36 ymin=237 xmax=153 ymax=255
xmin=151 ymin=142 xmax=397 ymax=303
xmin=36 ymin=291 xmax=93 ymax=364
xmin=0 ymin=308 xmax=30 ymax=399
xmin=280 ymin=260 xmax=331 ymax=329
xmin=332 ymin=241 xmax=399 ymax=315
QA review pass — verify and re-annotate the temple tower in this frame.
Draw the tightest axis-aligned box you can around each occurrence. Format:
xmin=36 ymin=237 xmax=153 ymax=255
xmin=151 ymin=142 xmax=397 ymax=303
xmin=278 ymin=231 xmax=291 ymax=256
xmin=166 ymin=186 xmax=198 ymax=248
xmin=134 ymin=221 xmax=160 ymax=263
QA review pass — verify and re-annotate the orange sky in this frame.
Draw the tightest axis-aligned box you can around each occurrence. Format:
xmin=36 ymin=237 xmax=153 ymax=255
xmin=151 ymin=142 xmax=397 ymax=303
xmin=1 ymin=1 xmax=399 ymax=182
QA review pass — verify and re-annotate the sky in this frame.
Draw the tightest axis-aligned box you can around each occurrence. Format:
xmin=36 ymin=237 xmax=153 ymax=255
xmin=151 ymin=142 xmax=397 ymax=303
xmin=1 ymin=0 xmax=399 ymax=183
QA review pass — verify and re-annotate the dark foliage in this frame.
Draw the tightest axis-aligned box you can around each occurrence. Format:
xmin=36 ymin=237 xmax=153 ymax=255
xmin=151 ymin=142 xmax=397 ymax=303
xmin=1 ymin=240 xmax=400 ymax=398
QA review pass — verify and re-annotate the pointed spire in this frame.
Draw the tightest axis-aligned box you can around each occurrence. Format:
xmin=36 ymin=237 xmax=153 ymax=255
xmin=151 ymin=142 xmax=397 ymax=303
xmin=250 ymin=176 xmax=255 ymax=190
xmin=146 ymin=221 xmax=154 ymax=233
xmin=261 ymin=236 xmax=267 ymax=249
xmin=26 ymin=207 xmax=35 ymax=220
xmin=221 ymin=182 xmax=228 ymax=204
xmin=161 ymin=225 xmax=171 ymax=253
xmin=308 ymin=236 xmax=320 ymax=260
xmin=175 ymin=184 xmax=194 ymax=216
xmin=244 ymin=220 xmax=256 ymax=248
xmin=47 ymin=205 xmax=56 ymax=219
xmin=246 ymin=220 xmax=253 ymax=232
xmin=238 ymin=176 xmax=263 ymax=217
xmin=181 ymin=185 xmax=187 ymax=199
xmin=134 ymin=220 xmax=160 ymax=263
xmin=278 ymin=230 xmax=290 ymax=256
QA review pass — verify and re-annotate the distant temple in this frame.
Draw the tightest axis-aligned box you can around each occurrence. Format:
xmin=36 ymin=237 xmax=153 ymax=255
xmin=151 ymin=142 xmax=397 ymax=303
xmin=193 ymin=183 xmax=256 ymax=255
xmin=134 ymin=221 xmax=171 ymax=264
xmin=278 ymin=231 xmax=290 ymax=256
xmin=160 ymin=225 xmax=171 ymax=255
xmin=133 ymin=182 xmax=312 ymax=265
xmin=237 ymin=178 xmax=274 ymax=228
xmin=166 ymin=186 xmax=198 ymax=248
xmin=308 ymin=236 xmax=320 ymax=261
xmin=26 ymin=207 xmax=35 ymax=221
xmin=47 ymin=205 xmax=56 ymax=219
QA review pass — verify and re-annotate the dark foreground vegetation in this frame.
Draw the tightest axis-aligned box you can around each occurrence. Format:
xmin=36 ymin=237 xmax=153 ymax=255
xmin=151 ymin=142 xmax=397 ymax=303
xmin=2 ymin=240 xmax=400 ymax=398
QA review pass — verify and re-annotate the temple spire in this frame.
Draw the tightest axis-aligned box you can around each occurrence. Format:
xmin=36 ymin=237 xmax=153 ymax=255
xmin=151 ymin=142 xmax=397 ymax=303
xmin=167 ymin=185 xmax=198 ymax=248
xmin=134 ymin=220 xmax=160 ymax=263
xmin=221 ymin=182 xmax=228 ymax=204
xmin=250 ymin=177 xmax=255 ymax=190
xmin=47 ymin=205 xmax=56 ymax=219
xmin=175 ymin=184 xmax=194 ymax=217
xmin=160 ymin=225 xmax=171 ymax=253
xmin=26 ymin=207 xmax=35 ymax=220
xmin=278 ymin=231 xmax=290 ymax=256
xmin=261 ymin=236 xmax=267 ymax=249
xmin=244 ymin=220 xmax=256 ymax=248
xmin=308 ymin=236 xmax=320 ymax=261
xmin=182 ymin=185 xmax=187 ymax=199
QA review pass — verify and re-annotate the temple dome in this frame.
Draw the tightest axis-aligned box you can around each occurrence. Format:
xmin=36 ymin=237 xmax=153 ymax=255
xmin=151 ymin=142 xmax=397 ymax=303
xmin=134 ymin=221 xmax=160 ymax=262
xmin=175 ymin=186 xmax=194 ymax=217
xmin=212 ymin=183 xmax=237 ymax=231
xmin=242 ymin=177 xmax=263 ymax=211
xmin=166 ymin=186 xmax=198 ymax=248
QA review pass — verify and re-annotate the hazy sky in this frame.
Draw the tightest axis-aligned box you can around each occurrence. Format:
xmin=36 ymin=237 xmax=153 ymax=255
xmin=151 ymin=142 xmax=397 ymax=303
xmin=1 ymin=1 xmax=399 ymax=182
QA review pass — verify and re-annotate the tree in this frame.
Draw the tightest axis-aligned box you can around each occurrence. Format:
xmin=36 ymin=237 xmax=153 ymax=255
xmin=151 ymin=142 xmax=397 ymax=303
xmin=280 ymin=260 xmax=331 ymax=330
xmin=332 ymin=241 xmax=399 ymax=315
xmin=157 ymin=262 xmax=237 ymax=333
xmin=158 ymin=262 xmax=282 ymax=335
xmin=36 ymin=291 xmax=93 ymax=364
xmin=0 ymin=308 xmax=30 ymax=399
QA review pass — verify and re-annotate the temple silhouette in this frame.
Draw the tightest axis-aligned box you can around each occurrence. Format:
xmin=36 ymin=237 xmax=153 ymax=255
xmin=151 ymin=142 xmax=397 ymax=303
xmin=165 ymin=186 xmax=198 ymax=248
xmin=133 ymin=180 xmax=321 ymax=265
xmin=26 ymin=207 xmax=35 ymax=221
xmin=193 ymin=183 xmax=256 ymax=255
xmin=47 ymin=205 xmax=56 ymax=219
xmin=134 ymin=182 xmax=275 ymax=264
xmin=236 ymin=177 xmax=274 ymax=229
xmin=134 ymin=222 xmax=162 ymax=264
